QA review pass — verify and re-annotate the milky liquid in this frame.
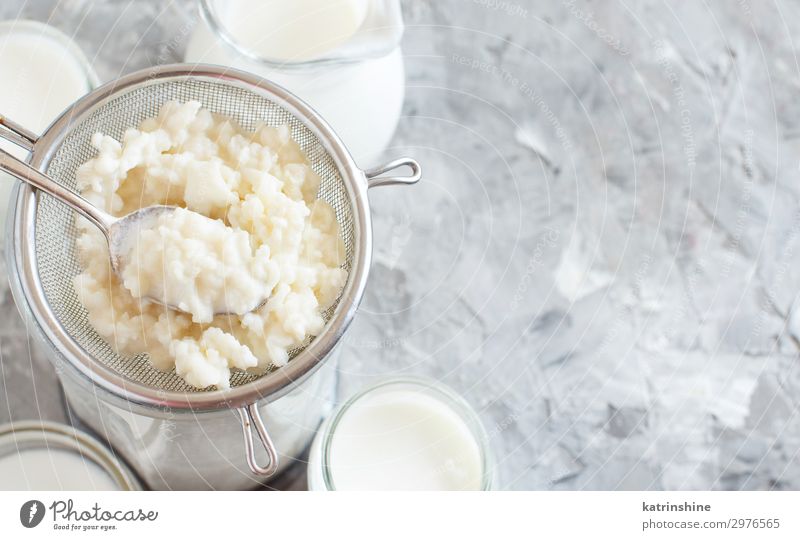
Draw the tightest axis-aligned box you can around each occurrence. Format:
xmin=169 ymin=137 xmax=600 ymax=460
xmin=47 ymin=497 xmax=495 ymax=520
xmin=327 ymin=389 xmax=485 ymax=490
xmin=0 ymin=23 xmax=94 ymax=235
xmin=219 ymin=0 xmax=369 ymax=61
xmin=0 ymin=448 xmax=120 ymax=490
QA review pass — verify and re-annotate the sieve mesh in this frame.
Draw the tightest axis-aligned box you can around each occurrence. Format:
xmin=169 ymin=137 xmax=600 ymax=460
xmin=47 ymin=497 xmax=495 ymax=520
xmin=36 ymin=77 xmax=355 ymax=393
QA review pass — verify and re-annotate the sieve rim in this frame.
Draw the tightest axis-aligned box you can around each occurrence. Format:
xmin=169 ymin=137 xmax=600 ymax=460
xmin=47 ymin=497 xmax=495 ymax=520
xmin=9 ymin=64 xmax=372 ymax=412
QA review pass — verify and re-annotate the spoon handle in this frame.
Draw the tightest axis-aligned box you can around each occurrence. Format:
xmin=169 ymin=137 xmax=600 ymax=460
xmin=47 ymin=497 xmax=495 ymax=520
xmin=0 ymin=147 xmax=115 ymax=234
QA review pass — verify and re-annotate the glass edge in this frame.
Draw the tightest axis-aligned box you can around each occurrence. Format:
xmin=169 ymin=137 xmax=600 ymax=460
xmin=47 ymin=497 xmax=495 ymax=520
xmin=320 ymin=375 xmax=495 ymax=491
xmin=0 ymin=420 xmax=141 ymax=491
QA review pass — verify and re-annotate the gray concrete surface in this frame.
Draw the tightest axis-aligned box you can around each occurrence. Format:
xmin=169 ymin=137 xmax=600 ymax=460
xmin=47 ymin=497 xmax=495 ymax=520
xmin=1 ymin=0 xmax=799 ymax=490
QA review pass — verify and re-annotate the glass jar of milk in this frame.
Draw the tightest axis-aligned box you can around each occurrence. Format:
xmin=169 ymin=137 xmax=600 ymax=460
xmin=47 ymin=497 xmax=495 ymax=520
xmin=0 ymin=21 xmax=99 ymax=239
xmin=185 ymin=0 xmax=406 ymax=165
xmin=307 ymin=377 xmax=495 ymax=490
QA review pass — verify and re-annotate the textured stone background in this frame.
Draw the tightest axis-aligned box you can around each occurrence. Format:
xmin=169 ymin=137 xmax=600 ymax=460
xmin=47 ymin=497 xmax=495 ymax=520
xmin=1 ymin=0 xmax=800 ymax=490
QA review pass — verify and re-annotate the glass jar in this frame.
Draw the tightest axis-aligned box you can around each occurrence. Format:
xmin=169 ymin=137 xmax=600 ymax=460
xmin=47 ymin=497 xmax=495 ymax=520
xmin=0 ymin=20 xmax=99 ymax=240
xmin=307 ymin=377 xmax=495 ymax=490
xmin=0 ymin=421 xmax=141 ymax=490
xmin=56 ymin=352 xmax=339 ymax=491
xmin=184 ymin=0 xmax=406 ymax=165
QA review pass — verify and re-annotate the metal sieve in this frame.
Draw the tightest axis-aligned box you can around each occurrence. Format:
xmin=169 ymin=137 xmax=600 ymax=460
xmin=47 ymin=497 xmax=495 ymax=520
xmin=2 ymin=64 xmax=420 ymax=477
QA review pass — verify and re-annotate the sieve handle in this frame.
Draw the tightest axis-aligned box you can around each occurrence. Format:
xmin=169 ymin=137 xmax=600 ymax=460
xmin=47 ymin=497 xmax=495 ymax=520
xmin=0 ymin=114 xmax=38 ymax=152
xmin=0 ymin=146 xmax=116 ymax=234
xmin=364 ymin=157 xmax=421 ymax=189
xmin=237 ymin=404 xmax=280 ymax=477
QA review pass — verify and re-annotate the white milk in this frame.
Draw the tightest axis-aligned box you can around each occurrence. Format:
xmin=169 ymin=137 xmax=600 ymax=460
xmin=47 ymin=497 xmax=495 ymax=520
xmin=221 ymin=0 xmax=369 ymax=61
xmin=185 ymin=0 xmax=405 ymax=164
xmin=0 ymin=448 xmax=120 ymax=490
xmin=309 ymin=384 xmax=488 ymax=490
xmin=0 ymin=21 xmax=96 ymax=235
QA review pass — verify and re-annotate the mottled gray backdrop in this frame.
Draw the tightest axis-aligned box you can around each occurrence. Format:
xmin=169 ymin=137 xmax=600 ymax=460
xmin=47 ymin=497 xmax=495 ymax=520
xmin=1 ymin=0 xmax=799 ymax=490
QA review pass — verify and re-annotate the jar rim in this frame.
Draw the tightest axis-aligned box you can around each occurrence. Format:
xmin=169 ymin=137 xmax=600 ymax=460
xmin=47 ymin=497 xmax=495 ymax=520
xmin=320 ymin=376 xmax=495 ymax=490
xmin=0 ymin=420 xmax=141 ymax=490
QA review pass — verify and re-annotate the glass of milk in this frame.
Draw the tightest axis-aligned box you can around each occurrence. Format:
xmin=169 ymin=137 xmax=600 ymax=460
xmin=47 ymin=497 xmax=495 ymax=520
xmin=0 ymin=21 xmax=99 ymax=238
xmin=185 ymin=0 xmax=406 ymax=165
xmin=0 ymin=421 xmax=140 ymax=490
xmin=307 ymin=377 xmax=494 ymax=490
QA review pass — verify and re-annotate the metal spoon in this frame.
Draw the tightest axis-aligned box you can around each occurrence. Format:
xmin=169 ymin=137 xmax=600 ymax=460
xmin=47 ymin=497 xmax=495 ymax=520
xmin=0 ymin=147 xmax=268 ymax=317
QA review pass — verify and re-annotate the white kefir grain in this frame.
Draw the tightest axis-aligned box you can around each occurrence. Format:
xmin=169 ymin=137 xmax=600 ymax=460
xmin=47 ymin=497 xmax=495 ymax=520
xmin=120 ymin=208 xmax=278 ymax=324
